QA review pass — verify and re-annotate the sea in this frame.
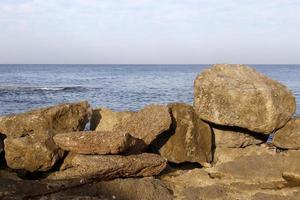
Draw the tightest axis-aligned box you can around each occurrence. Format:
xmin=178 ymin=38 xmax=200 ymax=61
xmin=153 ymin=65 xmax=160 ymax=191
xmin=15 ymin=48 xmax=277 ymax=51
xmin=0 ymin=64 xmax=299 ymax=116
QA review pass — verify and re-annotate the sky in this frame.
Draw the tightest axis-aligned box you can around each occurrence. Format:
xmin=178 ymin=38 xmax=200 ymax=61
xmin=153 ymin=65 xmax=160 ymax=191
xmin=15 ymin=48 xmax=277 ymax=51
xmin=0 ymin=0 xmax=299 ymax=64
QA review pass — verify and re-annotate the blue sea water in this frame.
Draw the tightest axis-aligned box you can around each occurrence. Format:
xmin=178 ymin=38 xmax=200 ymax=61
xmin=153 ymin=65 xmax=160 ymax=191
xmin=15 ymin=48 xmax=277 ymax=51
xmin=0 ymin=64 xmax=299 ymax=116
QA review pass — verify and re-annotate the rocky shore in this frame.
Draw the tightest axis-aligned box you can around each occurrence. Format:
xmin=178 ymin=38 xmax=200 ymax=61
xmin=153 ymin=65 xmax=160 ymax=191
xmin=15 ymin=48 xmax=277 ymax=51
xmin=0 ymin=64 xmax=299 ymax=200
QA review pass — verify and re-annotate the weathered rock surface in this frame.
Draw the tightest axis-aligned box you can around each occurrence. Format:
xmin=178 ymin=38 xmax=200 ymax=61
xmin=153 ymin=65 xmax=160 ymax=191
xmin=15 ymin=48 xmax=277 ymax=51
xmin=93 ymin=105 xmax=172 ymax=147
xmin=212 ymin=124 xmax=267 ymax=148
xmin=0 ymin=101 xmax=91 ymax=172
xmin=154 ymin=103 xmax=212 ymax=166
xmin=53 ymin=131 xmax=144 ymax=155
xmin=48 ymin=153 xmax=167 ymax=180
xmin=91 ymin=108 xmax=132 ymax=132
xmin=194 ymin=64 xmax=296 ymax=133
xmin=47 ymin=178 xmax=173 ymax=200
xmin=207 ymin=149 xmax=300 ymax=188
xmin=0 ymin=177 xmax=172 ymax=200
xmin=161 ymin=162 xmax=300 ymax=200
xmin=273 ymin=118 xmax=300 ymax=149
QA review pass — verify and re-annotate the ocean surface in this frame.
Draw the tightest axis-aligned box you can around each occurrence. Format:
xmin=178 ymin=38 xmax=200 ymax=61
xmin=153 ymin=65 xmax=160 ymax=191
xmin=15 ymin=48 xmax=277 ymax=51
xmin=0 ymin=64 xmax=299 ymax=116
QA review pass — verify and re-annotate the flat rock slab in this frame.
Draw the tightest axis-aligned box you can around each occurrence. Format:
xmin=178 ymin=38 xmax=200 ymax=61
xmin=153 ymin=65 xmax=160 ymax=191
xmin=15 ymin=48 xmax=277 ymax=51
xmin=273 ymin=118 xmax=300 ymax=149
xmin=194 ymin=64 xmax=296 ymax=133
xmin=53 ymin=131 xmax=145 ymax=155
xmin=46 ymin=177 xmax=173 ymax=200
xmin=92 ymin=105 xmax=172 ymax=147
xmin=48 ymin=153 xmax=167 ymax=180
xmin=0 ymin=101 xmax=91 ymax=172
xmin=154 ymin=103 xmax=212 ymax=165
xmin=207 ymin=149 xmax=300 ymax=188
xmin=0 ymin=175 xmax=172 ymax=200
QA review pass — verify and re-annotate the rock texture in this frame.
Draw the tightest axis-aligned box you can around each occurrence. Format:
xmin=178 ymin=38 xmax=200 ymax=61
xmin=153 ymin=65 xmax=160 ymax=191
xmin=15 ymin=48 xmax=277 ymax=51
xmin=212 ymin=124 xmax=267 ymax=148
xmin=93 ymin=105 xmax=172 ymax=147
xmin=161 ymin=147 xmax=300 ymax=200
xmin=53 ymin=131 xmax=144 ymax=155
xmin=91 ymin=108 xmax=132 ymax=132
xmin=48 ymin=153 xmax=167 ymax=180
xmin=0 ymin=101 xmax=91 ymax=172
xmin=0 ymin=176 xmax=172 ymax=200
xmin=154 ymin=103 xmax=212 ymax=165
xmin=273 ymin=118 xmax=300 ymax=149
xmin=194 ymin=64 xmax=296 ymax=133
xmin=48 ymin=178 xmax=173 ymax=200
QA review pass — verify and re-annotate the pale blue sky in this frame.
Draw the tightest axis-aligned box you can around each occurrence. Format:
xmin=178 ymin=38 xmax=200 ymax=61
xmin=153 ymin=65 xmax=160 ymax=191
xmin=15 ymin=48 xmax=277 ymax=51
xmin=0 ymin=0 xmax=299 ymax=64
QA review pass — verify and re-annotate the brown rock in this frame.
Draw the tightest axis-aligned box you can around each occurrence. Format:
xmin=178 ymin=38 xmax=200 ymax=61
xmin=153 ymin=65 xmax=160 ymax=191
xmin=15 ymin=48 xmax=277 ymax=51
xmin=120 ymin=105 xmax=172 ymax=146
xmin=194 ymin=64 xmax=296 ymax=133
xmin=212 ymin=124 xmax=267 ymax=148
xmin=48 ymin=177 xmax=173 ymax=200
xmin=92 ymin=108 xmax=132 ymax=132
xmin=154 ymin=103 xmax=212 ymax=165
xmin=48 ymin=153 xmax=167 ymax=180
xmin=0 ymin=101 xmax=91 ymax=172
xmin=0 ymin=177 xmax=172 ymax=200
xmin=53 ymin=131 xmax=144 ymax=155
xmin=207 ymin=149 xmax=300 ymax=188
xmin=273 ymin=118 xmax=300 ymax=149
xmin=93 ymin=105 xmax=172 ymax=147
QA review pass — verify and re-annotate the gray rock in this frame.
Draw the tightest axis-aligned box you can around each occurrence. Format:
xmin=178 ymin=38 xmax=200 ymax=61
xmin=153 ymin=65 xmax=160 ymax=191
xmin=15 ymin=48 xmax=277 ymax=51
xmin=194 ymin=64 xmax=296 ymax=133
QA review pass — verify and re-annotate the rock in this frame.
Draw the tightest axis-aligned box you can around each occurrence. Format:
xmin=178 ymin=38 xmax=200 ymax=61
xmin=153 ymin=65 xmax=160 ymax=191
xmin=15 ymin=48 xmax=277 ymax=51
xmin=0 ymin=101 xmax=91 ymax=172
xmin=153 ymin=103 xmax=212 ymax=165
xmin=4 ymin=136 xmax=64 ymax=172
xmin=283 ymin=172 xmax=300 ymax=187
xmin=207 ymin=149 xmax=300 ymax=189
xmin=91 ymin=108 xmax=132 ymax=132
xmin=47 ymin=178 xmax=173 ymax=200
xmin=93 ymin=105 xmax=172 ymax=147
xmin=0 ymin=177 xmax=172 ymax=200
xmin=273 ymin=118 xmax=300 ymax=149
xmin=48 ymin=153 xmax=167 ymax=180
xmin=194 ymin=64 xmax=296 ymax=133
xmin=212 ymin=124 xmax=267 ymax=148
xmin=53 ymin=131 xmax=144 ymax=155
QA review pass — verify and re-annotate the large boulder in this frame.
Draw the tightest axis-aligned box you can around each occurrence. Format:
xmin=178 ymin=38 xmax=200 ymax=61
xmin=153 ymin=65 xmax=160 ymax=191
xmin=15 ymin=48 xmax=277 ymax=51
xmin=0 ymin=101 xmax=91 ymax=172
xmin=92 ymin=105 xmax=172 ymax=147
xmin=194 ymin=64 xmax=296 ymax=133
xmin=154 ymin=103 xmax=212 ymax=166
xmin=273 ymin=118 xmax=300 ymax=149
xmin=212 ymin=124 xmax=267 ymax=148
xmin=48 ymin=153 xmax=167 ymax=180
xmin=53 ymin=131 xmax=144 ymax=155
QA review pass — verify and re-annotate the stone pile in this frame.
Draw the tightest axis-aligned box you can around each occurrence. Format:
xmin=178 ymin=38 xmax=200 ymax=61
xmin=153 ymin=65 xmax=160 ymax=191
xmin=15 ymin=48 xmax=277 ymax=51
xmin=0 ymin=64 xmax=300 ymax=199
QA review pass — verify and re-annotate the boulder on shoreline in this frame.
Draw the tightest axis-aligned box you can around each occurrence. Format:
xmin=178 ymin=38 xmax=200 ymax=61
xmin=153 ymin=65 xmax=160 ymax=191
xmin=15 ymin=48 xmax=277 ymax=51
xmin=53 ymin=131 xmax=145 ymax=155
xmin=92 ymin=104 xmax=172 ymax=148
xmin=153 ymin=103 xmax=213 ymax=166
xmin=0 ymin=101 xmax=92 ymax=172
xmin=48 ymin=153 xmax=167 ymax=180
xmin=273 ymin=118 xmax=300 ymax=150
xmin=194 ymin=64 xmax=296 ymax=133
